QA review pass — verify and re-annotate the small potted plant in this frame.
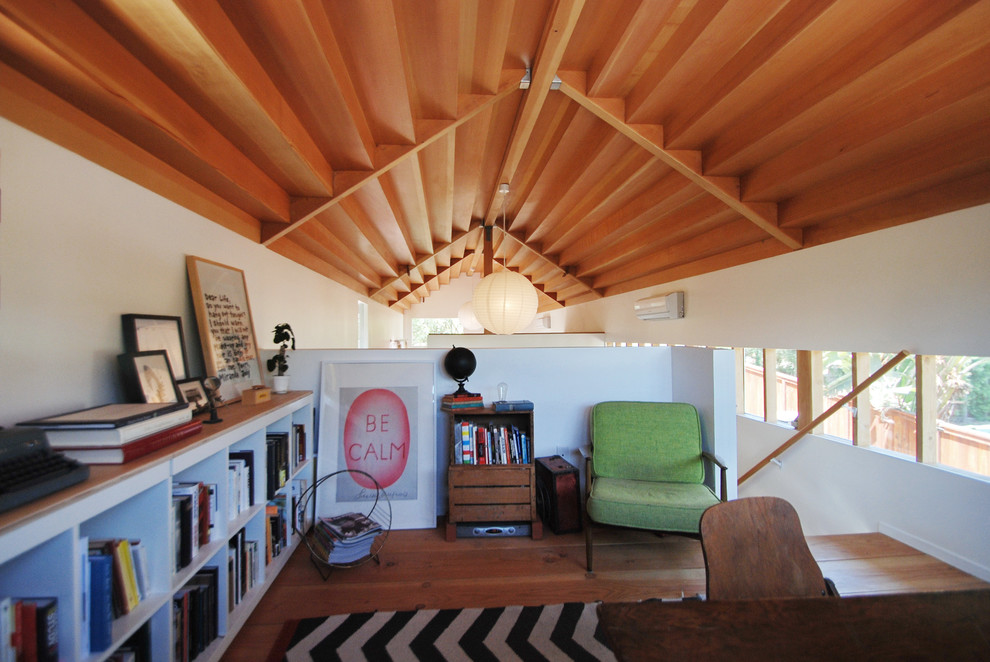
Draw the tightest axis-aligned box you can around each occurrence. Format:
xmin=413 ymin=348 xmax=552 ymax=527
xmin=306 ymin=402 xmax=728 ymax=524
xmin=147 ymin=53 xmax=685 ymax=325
xmin=267 ymin=323 xmax=295 ymax=393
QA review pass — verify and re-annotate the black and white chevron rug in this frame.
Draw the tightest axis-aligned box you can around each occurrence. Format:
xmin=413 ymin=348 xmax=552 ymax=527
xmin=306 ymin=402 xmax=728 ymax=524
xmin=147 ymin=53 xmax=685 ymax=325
xmin=275 ymin=602 xmax=618 ymax=661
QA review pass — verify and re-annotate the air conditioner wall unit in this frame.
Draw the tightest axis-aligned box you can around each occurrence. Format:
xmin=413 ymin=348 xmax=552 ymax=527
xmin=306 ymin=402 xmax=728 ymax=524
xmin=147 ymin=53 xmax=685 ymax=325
xmin=634 ymin=291 xmax=684 ymax=320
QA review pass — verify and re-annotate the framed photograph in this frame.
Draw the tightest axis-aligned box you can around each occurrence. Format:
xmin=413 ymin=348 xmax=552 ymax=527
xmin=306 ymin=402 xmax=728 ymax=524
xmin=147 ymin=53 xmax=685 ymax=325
xmin=121 ymin=314 xmax=189 ymax=381
xmin=185 ymin=255 xmax=264 ymax=403
xmin=118 ymin=350 xmax=181 ymax=404
xmin=318 ymin=362 xmax=436 ymax=530
xmin=177 ymin=377 xmax=209 ymax=413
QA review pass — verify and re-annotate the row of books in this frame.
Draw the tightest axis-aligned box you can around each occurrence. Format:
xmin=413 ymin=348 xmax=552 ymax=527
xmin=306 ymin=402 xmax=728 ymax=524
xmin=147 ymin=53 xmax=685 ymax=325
xmin=173 ymin=566 xmax=218 ymax=662
xmin=229 ymin=450 xmax=255 ymax=519
xmin=266 ymin=495 xmax=289 ymax=563
xmin=311 ymin=512 xmax=382 ymax=565
xmin=227 ymin=529 xmax=259 ymax=613
xmin=0 ymin=596 xmax=57 ymax=662
xmin=292 ymin=423 xmax=307 ymax=465
xmin=266 ymin=433 xmax=290 ymax=500
xmin=457 ymin=422 xmax=531 ymax=465
xmin=26 ymin=402 xmax=199 ymax=465
xmin=173 ymin=481 xmax=219 ymax=572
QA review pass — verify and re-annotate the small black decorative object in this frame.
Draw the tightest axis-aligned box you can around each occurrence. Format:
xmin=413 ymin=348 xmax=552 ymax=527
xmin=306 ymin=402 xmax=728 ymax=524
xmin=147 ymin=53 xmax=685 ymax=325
xmin=202 ymin=376 xmax=224 ymax=424
xmin=443 ymin=346 xmax=478 ymax=397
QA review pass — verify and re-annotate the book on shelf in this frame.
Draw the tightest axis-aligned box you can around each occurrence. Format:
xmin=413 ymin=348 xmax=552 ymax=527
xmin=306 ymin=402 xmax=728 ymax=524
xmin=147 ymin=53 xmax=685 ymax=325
xmin=27 ymin=404 xmax=194 ymax=447
xmin=173 ymin=495 xmax=194 ymax=571
xmin=265 ymin=432 xmax=290 ymax=500
xmin=3 ymin=597 xmax=57 ymax=662
xmin=92 ymin=538 xmax=141 ymax=616
xmin=128 ymin=540 xmax=150 ymax=603
xmin=228 ymin=449 xmax=255 ymax=512
xmin=88 ymin=554 xmax=114 ymax=653
xmin=173 ymin=481 xmax=210 ymax=548
xmin=172 ymin=589 xmax=190 ymax=662
xmin=18 ymin=401 xmax=189 ymax=429
xmin=293 ymin=423 xmax=306 ymax=464
xmin=78 ymin=536 xmax=91 ymax=657
xmin=493 ymin=400 xmax=534 ymax=412
xmin=181 ymin=566 xmax=218 ymax=659
xmin=115 ymin=621 xmax=151 ymax=662
xmin=52 ymin=419 xmax=203 ymax=463
xmin=0 ymin=597 xmax=58 ymax=662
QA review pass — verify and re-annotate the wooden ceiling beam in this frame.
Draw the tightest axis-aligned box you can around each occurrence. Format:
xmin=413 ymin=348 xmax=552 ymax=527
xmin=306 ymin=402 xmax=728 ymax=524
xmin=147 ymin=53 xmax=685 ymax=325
xmin=556 ymin=171 xmax=701 ymax=267
xmin=499 ymin=227 xmax=602 ymax=300
xmin=370 ymin=226 xmax=482 ymax=299
xmin=482 ymin=0 xmax=586 ymax=226
xmin=527 ymin=135 xmax=649 ymax=246
xmin=386 ymin=252 xmax=476 ymax=310
xmin=578 ymin=198 xmax=736 ymax=279
xmin=95 ymin=0 xmax=336 ymax=195
xmin=593 ymin=218 xmax=767 ymax=290
xmin=0 ymin=54 xmax=261 ymax=241
xmin=1 ymin=0 xmax=290 ymax=221
xmin=603 ymin=238 xmax=792 ymax=298
xmin=293 ymin=220 xmax=383 ymax=289
xmin=267 ymin=236 xmax=371 ymax=295
xmin=557 ymin=72 xmax=803 ymax=251
xmin=284 ymin=0 xmax=379 ymax=166
xmin=262 ymin=77 xmax=520 ymax=245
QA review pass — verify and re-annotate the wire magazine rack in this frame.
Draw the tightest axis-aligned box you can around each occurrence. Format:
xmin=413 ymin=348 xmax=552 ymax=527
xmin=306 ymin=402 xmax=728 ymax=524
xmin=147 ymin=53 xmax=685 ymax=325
xmin=295 ymin=468 xmax=392 ymax=581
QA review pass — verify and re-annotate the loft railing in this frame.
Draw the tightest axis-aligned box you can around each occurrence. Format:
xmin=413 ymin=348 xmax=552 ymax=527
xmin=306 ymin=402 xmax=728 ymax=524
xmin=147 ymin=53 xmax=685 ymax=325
xmin=739 ymin=350 xmax=911 ymax=485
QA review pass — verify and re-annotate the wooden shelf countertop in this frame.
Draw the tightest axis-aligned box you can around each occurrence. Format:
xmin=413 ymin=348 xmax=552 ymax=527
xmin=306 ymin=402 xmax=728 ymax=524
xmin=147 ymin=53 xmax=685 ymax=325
xmin=0 ymin=391 xmax=312 ymax=538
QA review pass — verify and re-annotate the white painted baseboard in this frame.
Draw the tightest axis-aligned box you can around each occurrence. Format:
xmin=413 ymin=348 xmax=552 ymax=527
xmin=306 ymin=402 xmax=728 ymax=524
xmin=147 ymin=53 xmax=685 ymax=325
xmin=879 ymin=522 xmax=990 ymax=583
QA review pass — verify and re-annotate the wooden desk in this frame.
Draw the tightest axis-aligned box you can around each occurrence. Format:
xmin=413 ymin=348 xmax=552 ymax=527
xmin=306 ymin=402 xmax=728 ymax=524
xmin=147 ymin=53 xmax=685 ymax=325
xmin=597 ymin=589 xmax=990 ymax=661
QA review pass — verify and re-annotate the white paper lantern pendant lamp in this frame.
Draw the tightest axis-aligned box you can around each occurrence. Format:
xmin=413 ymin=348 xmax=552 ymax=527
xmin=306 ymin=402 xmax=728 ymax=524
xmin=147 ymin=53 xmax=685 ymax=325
xmin=472 ymin=185 xmax=539 ymax=335
xmin=473 ymin=269 xmax=539 ymax=335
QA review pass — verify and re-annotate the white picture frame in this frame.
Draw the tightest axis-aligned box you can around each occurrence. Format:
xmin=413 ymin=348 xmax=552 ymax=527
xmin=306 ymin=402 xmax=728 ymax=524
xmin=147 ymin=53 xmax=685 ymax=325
xmin=318 ymin=361 xmax=436 ymax=530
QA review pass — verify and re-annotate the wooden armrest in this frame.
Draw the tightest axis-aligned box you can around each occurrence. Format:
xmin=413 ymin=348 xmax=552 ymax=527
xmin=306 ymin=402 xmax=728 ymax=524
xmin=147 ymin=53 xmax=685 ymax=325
xmin=702 ymin=451 xmax=729 ymax=502
xmin=702 ymin=451 xmax=727 ymax=469
xmin=584 ymin=454 xmax=593 ymax=499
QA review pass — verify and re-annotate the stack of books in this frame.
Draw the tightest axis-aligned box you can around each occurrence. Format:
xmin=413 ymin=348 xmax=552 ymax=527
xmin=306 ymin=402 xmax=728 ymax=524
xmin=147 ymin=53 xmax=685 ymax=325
xmin=441 ymin=393 xmax=484 ymax=410
xmin=312 ymin=512 xmax=382 ymax=564
xmin=19 ymin=402 xmax=199 ymax=464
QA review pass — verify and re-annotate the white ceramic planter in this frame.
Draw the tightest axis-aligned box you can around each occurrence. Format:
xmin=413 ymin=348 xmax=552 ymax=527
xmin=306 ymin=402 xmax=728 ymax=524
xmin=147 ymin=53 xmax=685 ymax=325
xmin=272 ymin=375 xmax=290 ymax=394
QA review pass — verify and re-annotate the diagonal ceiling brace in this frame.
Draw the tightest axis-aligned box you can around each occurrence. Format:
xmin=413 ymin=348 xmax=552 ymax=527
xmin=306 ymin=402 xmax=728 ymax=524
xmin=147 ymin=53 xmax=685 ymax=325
xmin=556 ymin=72 xmax=803 ymax=251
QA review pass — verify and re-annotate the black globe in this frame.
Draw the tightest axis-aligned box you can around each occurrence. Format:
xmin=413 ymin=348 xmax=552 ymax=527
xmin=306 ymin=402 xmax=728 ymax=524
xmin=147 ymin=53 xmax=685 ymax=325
xmin=444 ymin=346 xmax=476 ymax=381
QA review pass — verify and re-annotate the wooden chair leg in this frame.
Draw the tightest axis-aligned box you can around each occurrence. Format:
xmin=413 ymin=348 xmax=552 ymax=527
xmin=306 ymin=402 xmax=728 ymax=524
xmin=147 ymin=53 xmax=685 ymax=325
xmin=585 ymin=513 xmax=594 ymax=572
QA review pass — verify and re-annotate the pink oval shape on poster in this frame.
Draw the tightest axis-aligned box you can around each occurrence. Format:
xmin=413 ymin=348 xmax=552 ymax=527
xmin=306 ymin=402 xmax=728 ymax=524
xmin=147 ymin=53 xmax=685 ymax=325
xmin=343 ymin=388 xmax=410 ymax=488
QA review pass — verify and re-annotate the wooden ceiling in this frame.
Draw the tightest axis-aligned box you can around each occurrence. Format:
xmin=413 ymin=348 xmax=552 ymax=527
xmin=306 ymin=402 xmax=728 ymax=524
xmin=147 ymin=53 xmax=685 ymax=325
xmin=2 ymin=1 xmax=988 ymax=313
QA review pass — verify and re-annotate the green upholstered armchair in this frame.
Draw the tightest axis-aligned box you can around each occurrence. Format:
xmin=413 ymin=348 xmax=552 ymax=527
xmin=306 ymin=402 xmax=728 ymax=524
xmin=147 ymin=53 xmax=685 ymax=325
xmin=584 ymin=401 xmax=727 ymax=572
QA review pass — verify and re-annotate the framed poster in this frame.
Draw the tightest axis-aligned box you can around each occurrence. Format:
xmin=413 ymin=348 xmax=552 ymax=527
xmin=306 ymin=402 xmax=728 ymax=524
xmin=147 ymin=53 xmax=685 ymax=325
xmin=185 ymin=255 xmax=264 ymax=402
xmin=318 ymin=362 xmax=436 ymax=529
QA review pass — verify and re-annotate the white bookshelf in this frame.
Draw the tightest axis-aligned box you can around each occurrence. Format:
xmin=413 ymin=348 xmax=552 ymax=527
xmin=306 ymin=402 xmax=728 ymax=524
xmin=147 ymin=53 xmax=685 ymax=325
xmin=0 ymin=391 xmax=314 ymax=662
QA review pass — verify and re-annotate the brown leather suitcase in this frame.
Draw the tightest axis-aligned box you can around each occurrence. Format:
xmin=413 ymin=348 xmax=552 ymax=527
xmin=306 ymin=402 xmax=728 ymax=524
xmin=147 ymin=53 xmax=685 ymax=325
xmin=535 ymin=455 xmax=582 ymax=534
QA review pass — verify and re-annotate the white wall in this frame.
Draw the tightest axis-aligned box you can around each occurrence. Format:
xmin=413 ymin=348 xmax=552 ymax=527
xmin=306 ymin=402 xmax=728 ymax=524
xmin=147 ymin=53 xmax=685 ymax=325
xmin=283 ymin=346 xmax=734 ymax=515
xmin=0 ymin=118 xmax=402 ymax=428
xmin=738 ymin=417 xmax=990 ymax=581
xmin=564 ymin=205 xmax=990 ymax=357
xmin=560 ymin=203 xmax=990 ymax=580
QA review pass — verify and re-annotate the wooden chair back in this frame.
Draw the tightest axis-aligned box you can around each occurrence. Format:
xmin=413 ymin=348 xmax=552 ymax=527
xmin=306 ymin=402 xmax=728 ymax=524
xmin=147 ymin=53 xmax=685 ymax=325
xmin=700 ymin=497 xmax=830 ymax=600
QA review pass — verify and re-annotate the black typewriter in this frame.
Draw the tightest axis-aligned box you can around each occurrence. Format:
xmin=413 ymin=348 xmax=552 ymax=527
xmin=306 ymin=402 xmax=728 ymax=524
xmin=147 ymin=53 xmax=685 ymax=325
xmin=0 ymin=427 xmax=90 ymax=514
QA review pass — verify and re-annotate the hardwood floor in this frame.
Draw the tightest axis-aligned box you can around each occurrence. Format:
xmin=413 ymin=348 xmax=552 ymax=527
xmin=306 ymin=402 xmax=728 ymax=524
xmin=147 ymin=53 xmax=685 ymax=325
xmin=221 ymin=524 xmax=988 ymax=660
